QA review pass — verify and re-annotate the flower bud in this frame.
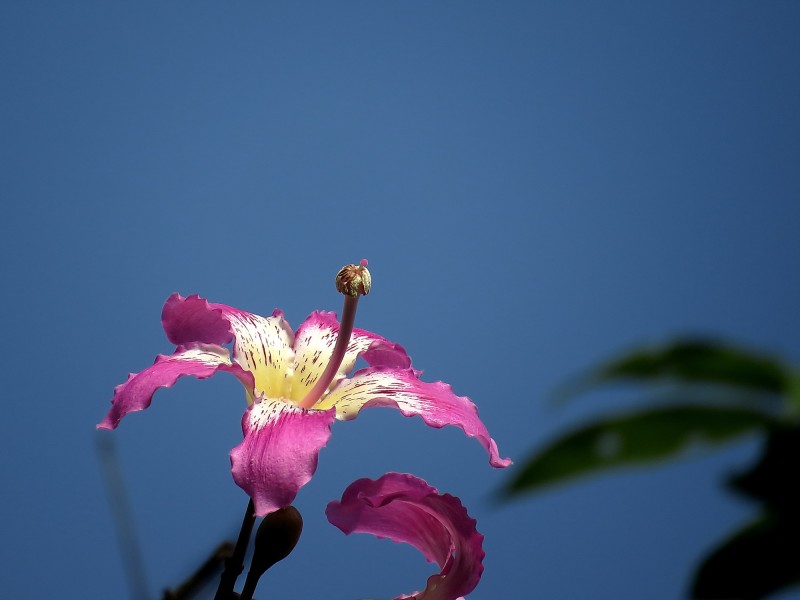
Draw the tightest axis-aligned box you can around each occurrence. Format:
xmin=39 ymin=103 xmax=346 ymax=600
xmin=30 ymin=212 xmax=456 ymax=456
xmin=250 ymin=505 xmax=303 ymax=577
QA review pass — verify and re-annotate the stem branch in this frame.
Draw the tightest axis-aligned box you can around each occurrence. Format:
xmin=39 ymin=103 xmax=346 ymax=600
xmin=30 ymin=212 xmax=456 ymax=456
xmin=214 ymin=499 xmax=256 ymax=600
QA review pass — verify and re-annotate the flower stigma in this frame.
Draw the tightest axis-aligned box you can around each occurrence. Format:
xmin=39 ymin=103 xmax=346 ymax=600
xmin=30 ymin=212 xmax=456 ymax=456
xmin=297 ymin=260 xmax=371 ymax=409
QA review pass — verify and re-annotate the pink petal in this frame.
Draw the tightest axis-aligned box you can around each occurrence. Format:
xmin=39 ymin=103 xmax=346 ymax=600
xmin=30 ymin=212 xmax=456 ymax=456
xmin=316 ymin=367 xmax=512 ymax=468
xmin=289 ymin=311 xmax=411 ymax=403
xmin=161 ymin=292 xmax=296 ymax=400
xmin=354 ymin=326 xmax=412 ymax=370
xmin=326 ymin=472 xmax=484 ymax=600
xmin=230 ymin=399 xmax=336 ymax=516
xmin=97 ymin=344 xmax=254 ymax=430
xmin=161 ymin=293 xmax=235 ymax=346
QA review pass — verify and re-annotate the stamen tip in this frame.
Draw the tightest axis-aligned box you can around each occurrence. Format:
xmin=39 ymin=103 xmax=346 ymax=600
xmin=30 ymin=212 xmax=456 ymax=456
xmin=336 ymin=262 xmax=372 ymax=297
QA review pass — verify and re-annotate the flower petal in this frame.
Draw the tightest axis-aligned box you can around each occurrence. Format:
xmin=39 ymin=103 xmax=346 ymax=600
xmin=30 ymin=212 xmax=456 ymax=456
xmin=326 ymin=472 xmax=484 ymax=600
xmin=97 ymin=344 xmax=253 ymax=430
xmin=315 ymin=367 xmax=512 ymax=468
xmin=352 ymin=326 xmax=412 ymax=369
xmin=289 ymin=311 xmax=411 ymax=403
xmin=230 ymin=399 xmax=336 ymax=516
xmin=226 ymin=310 xmax=296 ymax=401
xmin=162 ymin=293 xmax=235 ymax=346
xmin=161 ymin=293 xmax=296 ymax=401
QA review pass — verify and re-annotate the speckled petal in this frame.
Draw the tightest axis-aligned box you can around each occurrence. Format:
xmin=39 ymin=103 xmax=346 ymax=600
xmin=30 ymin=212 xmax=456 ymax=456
xmin=326 ymin=472 xmax=484 ymax=600
xmin=161 ymin=292 xmax=296 ymax=401
xmin=315 ymin=367 xmax=511 ymax=468
xmin=97 ymin=344 xmax=253 ymax=430
xmin=225 ymin=309 xmax=296 ymax=401
xmin=288 ymin=311 xmax=411 ymax=403
xmin=230 ymin=399 xmax=336 ymax=516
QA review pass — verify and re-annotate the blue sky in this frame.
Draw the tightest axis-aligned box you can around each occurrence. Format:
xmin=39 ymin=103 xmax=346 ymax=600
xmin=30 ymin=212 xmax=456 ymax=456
xmin=1 ymin=2 xmax=799 ymax=599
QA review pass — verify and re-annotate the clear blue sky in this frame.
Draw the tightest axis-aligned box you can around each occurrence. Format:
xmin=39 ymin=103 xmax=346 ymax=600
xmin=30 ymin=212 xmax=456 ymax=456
xmin=1 ymin=2 xmax=799 ymax=599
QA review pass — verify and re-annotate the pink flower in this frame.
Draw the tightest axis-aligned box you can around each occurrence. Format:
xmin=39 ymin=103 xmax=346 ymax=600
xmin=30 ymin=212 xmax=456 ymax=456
xmin=99 ymin=286 xmax=509 ymax=516
xmin=327 ymin=472 xmax=484 ymax=600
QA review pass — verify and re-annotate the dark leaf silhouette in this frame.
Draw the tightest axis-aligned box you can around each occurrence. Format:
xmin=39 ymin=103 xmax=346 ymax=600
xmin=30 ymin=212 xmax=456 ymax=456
xmin=728 ymin=424 xmax=800 ymax=510
xmin=505 ymin=337 xmax=800 ymax=598
xmin=503 ymin=405 xmax=772 ymax=497
xmin=561 ymin=339 xmax=791 ymax=401
xmin=692 ymin=514 xmax=800 ymax=599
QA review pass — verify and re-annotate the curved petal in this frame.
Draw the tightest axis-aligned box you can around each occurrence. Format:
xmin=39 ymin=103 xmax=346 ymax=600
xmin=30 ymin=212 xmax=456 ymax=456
xmin=226 ymin=310 xmax=295 ymax=400
xmin=161 ymin=293 xmax=296 ymax=401
xmin=326 ymin=472 xmax=484 ymax=600
xmin=288 ymin=311 xmax=411 ymax=403
xmin=162 ymin=293 xmax=235 ymax=346
xmin=230 ymin=399 xmax=336 ymax=516
xmin=315 ymin=367 xmax=512 ymax=468
xmin=353 ymin=326 xmax=412 ymax=369
xmin=97 ymin=344 xmax=253 ymax=430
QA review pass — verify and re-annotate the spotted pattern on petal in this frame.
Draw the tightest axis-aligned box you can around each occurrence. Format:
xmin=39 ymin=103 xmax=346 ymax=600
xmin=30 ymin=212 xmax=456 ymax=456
xmin=317 ymin=367 xmax=512 ymax=468
xmin=314 ymin=367 xmax=415 ymax=418
xmin=289 ymin=312 xmax=406 ymax=405
xmin=225 ymin=310 xmax=295 ymax=401
xmin=290 ymin=313 xmax=340 ymax=403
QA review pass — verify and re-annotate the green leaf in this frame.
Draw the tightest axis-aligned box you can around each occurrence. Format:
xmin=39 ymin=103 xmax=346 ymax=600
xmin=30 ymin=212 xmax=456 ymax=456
xmin=789 ymin=373 xmax=800 ymax=412
xmin=561 ymin=339 xmax=791 ymax=400
xmin=502 ymin=405 xmax=772 ymax=498
xmin=692 ymin=514 xmax=800 ymax=599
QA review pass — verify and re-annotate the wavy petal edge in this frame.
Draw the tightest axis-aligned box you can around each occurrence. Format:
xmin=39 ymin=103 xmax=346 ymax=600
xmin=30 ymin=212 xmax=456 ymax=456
xmin=97 ymin=343 xmax=253 ymax=430
xmin=326 ymin=472 xmax=484 ymax=600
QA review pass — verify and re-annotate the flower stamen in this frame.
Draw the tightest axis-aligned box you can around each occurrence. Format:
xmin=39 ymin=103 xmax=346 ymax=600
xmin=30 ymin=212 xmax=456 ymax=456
xmin=297 ymin=261 xmax=371 ymax=409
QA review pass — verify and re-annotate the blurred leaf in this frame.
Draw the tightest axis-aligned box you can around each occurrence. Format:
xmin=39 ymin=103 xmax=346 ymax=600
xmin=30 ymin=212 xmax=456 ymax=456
xmin=728 ymin=424 xmax=800 ymax=510
xmin=561 ymin=339 xmax=791 ymax=400
xmin=790 ymin=373 xmax=800 ymax=411
xmin=692 ymin=514 xmax=800 ymax=599
xmin=503 ymin=405 xmax=771 ymax=498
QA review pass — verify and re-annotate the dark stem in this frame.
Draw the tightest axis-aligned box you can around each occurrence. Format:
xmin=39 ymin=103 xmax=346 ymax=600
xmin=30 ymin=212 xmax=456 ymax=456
xmin=214 ymin=499 xmax=256 ymax=600
xmin=239 ymin=573 xmax=259 ymax=600
xmin=163 ymin=541 xmax=233 ymax=600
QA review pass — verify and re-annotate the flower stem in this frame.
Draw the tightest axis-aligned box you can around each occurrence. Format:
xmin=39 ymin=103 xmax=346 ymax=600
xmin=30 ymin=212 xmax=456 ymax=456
xmin=163 ymin=542 xmax=233 ymax=600
xmin=297 ymin=294 xmax=359 ymax=409
xmin=214 ymin=499 xmax=256 ymax=600
xmin=239 ymin=574 xmax=259 ymax=600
